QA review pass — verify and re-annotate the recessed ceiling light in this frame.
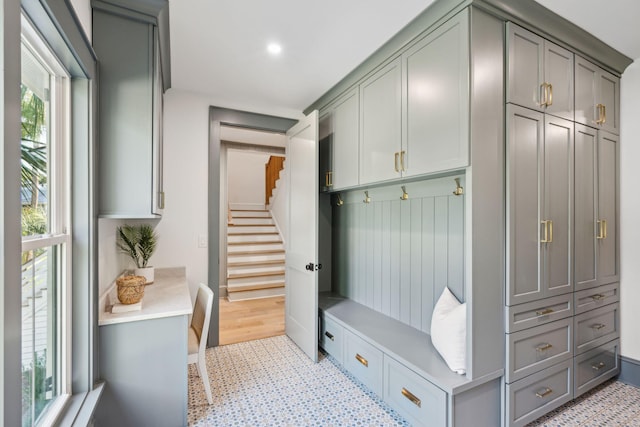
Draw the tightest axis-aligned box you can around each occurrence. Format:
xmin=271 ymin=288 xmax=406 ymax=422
xmin=267 ymin=43 xmax=282 ymax=55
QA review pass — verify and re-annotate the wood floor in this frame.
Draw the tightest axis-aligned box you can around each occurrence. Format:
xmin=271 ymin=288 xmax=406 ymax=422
xmin=219 ymin=295 xmax=285 ymax=345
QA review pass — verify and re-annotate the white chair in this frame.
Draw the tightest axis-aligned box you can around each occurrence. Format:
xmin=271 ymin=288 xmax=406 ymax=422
xmin=188 ymin=283 xmax=214 ymax=404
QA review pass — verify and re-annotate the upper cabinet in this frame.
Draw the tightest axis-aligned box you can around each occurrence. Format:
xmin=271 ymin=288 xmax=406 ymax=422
xmin=93 ymin=1 xmax=169 ymax=218
xmin=359 ymin=58 xmax=402 ymax=185
xmin=319 ymin=89 xmax=359 ymax=192
xmin=575 ymin=55 xmax=620 ymax=134
xmin=507 ymin=23 xmax=574 ymax=121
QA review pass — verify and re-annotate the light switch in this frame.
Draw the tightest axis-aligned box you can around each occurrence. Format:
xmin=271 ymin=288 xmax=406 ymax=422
xmin=198 ymin=234 xmax=208 ymax=248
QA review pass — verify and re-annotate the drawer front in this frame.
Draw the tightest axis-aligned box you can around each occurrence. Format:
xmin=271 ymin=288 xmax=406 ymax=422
xmin=574 ymin=283 xmax=619 ymax=315
xmin=320 ymin=313 xmax=343 ymax=364
xmin=575 ymin=303 xmax=619 ymax=355
xmin=506 ymin=359 xmax=573 ymax=427
xmin=344 ymin=329 xmax=384 ymax=396
xmin=507 ymin=294 xmax=573 ymax=333
xmin=383 ymin=355 xmax=447 ymax=427
xmin=507 ymin=317 xmax=572 ymax=383
xmin=574 ymin=339 xmax=619 ymax=397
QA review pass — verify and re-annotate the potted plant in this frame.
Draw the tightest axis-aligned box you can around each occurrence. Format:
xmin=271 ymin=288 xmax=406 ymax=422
xmin=116 ymin=224 xmax=158 ymax=284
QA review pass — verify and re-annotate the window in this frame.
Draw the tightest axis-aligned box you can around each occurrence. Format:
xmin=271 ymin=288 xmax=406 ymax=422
xmin=20 ymin=18 xmax=71 ymax=427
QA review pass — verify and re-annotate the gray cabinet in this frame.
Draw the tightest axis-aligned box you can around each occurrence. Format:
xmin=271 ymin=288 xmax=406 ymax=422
xmin=402 ymin=9 xmax=469 ymax=177
xmin=506 ymin=105 xmax=573 ymax=306
xmin=575 ymin=56 xmax=620 ymax=134
xmin=507 ymin=23 xmax=574 ymax=121
xmin=359 ymin=58 xmax=402 ymax=185
xmin=94 ymin=7 xmax=165 ymax=218
xmin=574 ymin=125 xmax=618 ymax=290
xmin=320 ymin=89 xmax=359 ymax=191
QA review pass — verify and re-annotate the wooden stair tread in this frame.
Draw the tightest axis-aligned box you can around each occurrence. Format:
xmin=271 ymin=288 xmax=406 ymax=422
xmin=228 ymin=223 xmax=274 ymax=227
xmin=228 ymin=240 xmax=282 ymax=246
xmin=228 ymin=231 xmax=279 ymax=236
xmin=228 ymin=260 xmax=284 ymax=268
xmin=230 ymin=210 xmax=268 ymax=212
xmin=227 ymin=281 xmax=285 ymax=293
xmin=230 ymin=249 xmax=285 ymax=256
xmin=228 ymin=270 xmax=284 ymax=280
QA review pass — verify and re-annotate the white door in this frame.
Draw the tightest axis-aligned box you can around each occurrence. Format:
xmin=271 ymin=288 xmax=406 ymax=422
xmin=285 ymin=110 xmax=319 ymax=362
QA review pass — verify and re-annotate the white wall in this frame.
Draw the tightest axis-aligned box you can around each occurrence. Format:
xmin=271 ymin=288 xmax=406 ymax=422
xmin=69 ymin=0 xmax=91 ymax=42
xmin=227 ymin=150 xmax=269 ymax=208
xmin=620 ymin=58 xmax=640 ymax=361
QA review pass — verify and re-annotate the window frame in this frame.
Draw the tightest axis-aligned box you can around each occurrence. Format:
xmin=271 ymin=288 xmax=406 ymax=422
xmin=20 ymin=15 xmax=73 ymax=426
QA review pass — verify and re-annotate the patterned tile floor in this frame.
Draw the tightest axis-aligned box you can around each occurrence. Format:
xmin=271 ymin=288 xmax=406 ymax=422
xmin=188 ymin=335 xmax=640 ymax=426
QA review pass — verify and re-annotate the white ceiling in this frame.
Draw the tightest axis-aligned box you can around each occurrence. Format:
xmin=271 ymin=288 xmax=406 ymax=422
xmin=169 ymin=0 xmax=640 ymax=116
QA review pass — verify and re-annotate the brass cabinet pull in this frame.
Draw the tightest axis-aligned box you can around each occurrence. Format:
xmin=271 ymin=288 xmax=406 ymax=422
xmin=547 ymin=83 xmax=553 ymax=106
xmin=536 ymin=308 xmax=554 ymax=316
xmin=596 ymin=103 xmax=606 ymax=125
xmin=535 ymin=387 xmax=553 ymax=399
xmin=325 ymin=171 xmax=333 ymax=187
xmin=592 ymin=361 xmax=606 ymax=371
xmin=324 ymin=331 xmax=334 ymax=341
xmin=602 ymin=104 xmax=607 ymax=124
xmin=540 ymin=83 xmax=548 ymax=107
xmin=591 ymin=294 xmax=606 ymax=301
xmin=400 ymin=151 xmax=406 ymax=172
xmin=597 ymin=219 xmax=607 ymax=239
xmin=541 ymin=220 xmax=553 ymax=243
xmin=591 ymin=323 xmax=606 ymax=330
xmin=159 ymin=191 xmax=165 ymax=209
xmin=394 ymin=152 xmax=400 ymax=172
xmin=603 ymin=219 xmax=607 ymax=239
xmin=401 ymin=387 xmax=422 ymax=408
xmin=536 ymin=343 xmax=553 ymax=352
xmin=355 ymin=353 xmax=368 ymax=367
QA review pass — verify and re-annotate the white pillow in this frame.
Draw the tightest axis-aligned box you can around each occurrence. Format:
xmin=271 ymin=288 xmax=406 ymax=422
xmin=431 ymin=287 xmax=466 ymax=375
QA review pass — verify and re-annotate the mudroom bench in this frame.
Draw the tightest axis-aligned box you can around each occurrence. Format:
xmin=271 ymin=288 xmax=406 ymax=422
xmin=319 ymin=293 xmax=502 ymax=427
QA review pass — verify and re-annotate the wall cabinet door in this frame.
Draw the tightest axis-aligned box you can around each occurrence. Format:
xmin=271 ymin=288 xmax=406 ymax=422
xmin=332 ymin=89 xmax=360 ymax=190
xmin=507 ymin=105 xmax=573 ymax=306
xmin=359 ymin=58 xmax=402 ymax=185
xmin=319 ymin=111 xmax=333 ymax=192
xmin=403 ymin=9 xmax=469 ymax=178
xmin=575 ymin=126 xmax=619 ymax=290
xmin=575 ymin=56 xmax=620 ymax=135
xmin=95 ymin=9 xmax=163 ymax=218
xmin=507 ymin=23 xmax=573 ymax=120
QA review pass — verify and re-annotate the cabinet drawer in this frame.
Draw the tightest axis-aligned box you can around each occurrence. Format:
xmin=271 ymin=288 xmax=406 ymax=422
xmin=575 ymin=303 xmax=619 ymax=355
xmin=574 ymin=283 xmax=619 ymax=315
xmin=343 ymin=330 xmax=384 ymax=396
xmin=507 ymin=317 xmax=572 ymax=383
xmin=320 ymin=313 xmax=343 ymax=364
xmin=506 ymin=359 xmax=573 ymax=427
xmin=574 ymin=339 xmax=619 ymax=397
xmin=506 ymin=294 xmax=573 ymax=333
xmin=383 ymin=355 xmax=446 ymax=427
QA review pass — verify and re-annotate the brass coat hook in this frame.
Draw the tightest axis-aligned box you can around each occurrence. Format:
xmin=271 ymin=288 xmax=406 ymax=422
xmin=335 ymin=193 xmax=344 ymax=206
xmin=400 ymin=186 xmax=409 ymax=200
xmin=453 ymin=178 xmax=464 ymax=196
xmin=363 ymin=191 xmax=371 ymax=204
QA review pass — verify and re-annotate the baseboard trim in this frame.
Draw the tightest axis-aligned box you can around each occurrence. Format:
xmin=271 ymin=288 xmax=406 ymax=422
xmin=619 ymin=355 xmax=640 ymax=387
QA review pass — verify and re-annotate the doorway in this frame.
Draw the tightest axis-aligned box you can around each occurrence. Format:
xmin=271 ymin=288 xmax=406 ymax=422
xmin=219 ymin=127 xmax=287 ymax=345
xmin=206 ymin=107 xmax=297 ymax=348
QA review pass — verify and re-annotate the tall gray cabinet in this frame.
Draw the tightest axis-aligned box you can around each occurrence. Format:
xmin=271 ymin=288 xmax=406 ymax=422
xmin=306 ymin=1 xmax=631 ymax=426
xmin=93 ymin=0 xmax=169 ymax=218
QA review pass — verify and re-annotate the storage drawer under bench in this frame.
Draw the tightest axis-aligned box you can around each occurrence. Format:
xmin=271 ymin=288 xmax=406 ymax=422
xmin=320 ymin=312 xmax=344 ymax=364
xmin=343 ymin=329 xmax=384 ymax=396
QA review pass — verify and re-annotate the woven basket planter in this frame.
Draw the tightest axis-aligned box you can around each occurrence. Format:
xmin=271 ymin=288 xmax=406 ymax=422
xmin=116 ymin=275 xmax=146 ymax=305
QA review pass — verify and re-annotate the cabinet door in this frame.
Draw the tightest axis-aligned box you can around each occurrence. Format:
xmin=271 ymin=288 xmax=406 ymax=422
xmin=332 ymin=89 xmax=359 ymax=189
xmin=507 ymin=23 xmax=544 ymax=111
xmin=318 ymin=111 xmax=333 ymax=192
xmin=359 ymin=58 xmax=402 ymax=185
xmin=507 ymin=105 xmax=544 ymax=305
xmin=574 ymin=124 xmax=598 ymax=290
xmin=403 ymin=9 xmax=469 ymax=177
xmin=543 ymin=116 xmax=573 ymax=297
xmin=598 ymin=71 xmax=620 ymax=135
xmin=544 ymin=42 xmax=574 ymax=121
xmin=575 ymin=56 xmax=598 ymax=127
xmin=597 ymin=131 xmax=618 ymax=284
xmin=152 ymin=29 xmax=164 ymax=215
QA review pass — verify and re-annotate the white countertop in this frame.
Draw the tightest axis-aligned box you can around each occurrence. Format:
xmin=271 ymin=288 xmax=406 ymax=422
xmin=99 ymin=267 xmax=193 ymax=326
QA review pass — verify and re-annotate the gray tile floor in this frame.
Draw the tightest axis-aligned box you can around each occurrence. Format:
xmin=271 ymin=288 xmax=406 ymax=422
xmin=188 ymin=335 xmax=640 ymax=426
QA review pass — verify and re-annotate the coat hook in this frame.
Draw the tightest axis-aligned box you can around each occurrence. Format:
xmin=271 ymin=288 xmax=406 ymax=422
xmin=453 ymin=178 xmax=464 ymax=196
xmin=335 ymin=193 xmax=344 ymax=206
xmin=400 ymin=186 xmax=409 ymax=201
xmin=363 ymin=191 xmax=371 ymax=204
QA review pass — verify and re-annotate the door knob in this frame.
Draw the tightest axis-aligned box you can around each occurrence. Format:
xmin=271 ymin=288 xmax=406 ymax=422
xmin=305 ymin=263 xmax=322 ymax=271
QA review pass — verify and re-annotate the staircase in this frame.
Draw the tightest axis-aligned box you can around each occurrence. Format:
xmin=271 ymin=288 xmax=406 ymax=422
xmin=226 ymin=209 xmax=285 ymax=301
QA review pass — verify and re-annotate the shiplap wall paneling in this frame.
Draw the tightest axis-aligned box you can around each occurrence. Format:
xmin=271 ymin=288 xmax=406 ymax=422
xmin=332 ymin=177 xmax=465 ymax=333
